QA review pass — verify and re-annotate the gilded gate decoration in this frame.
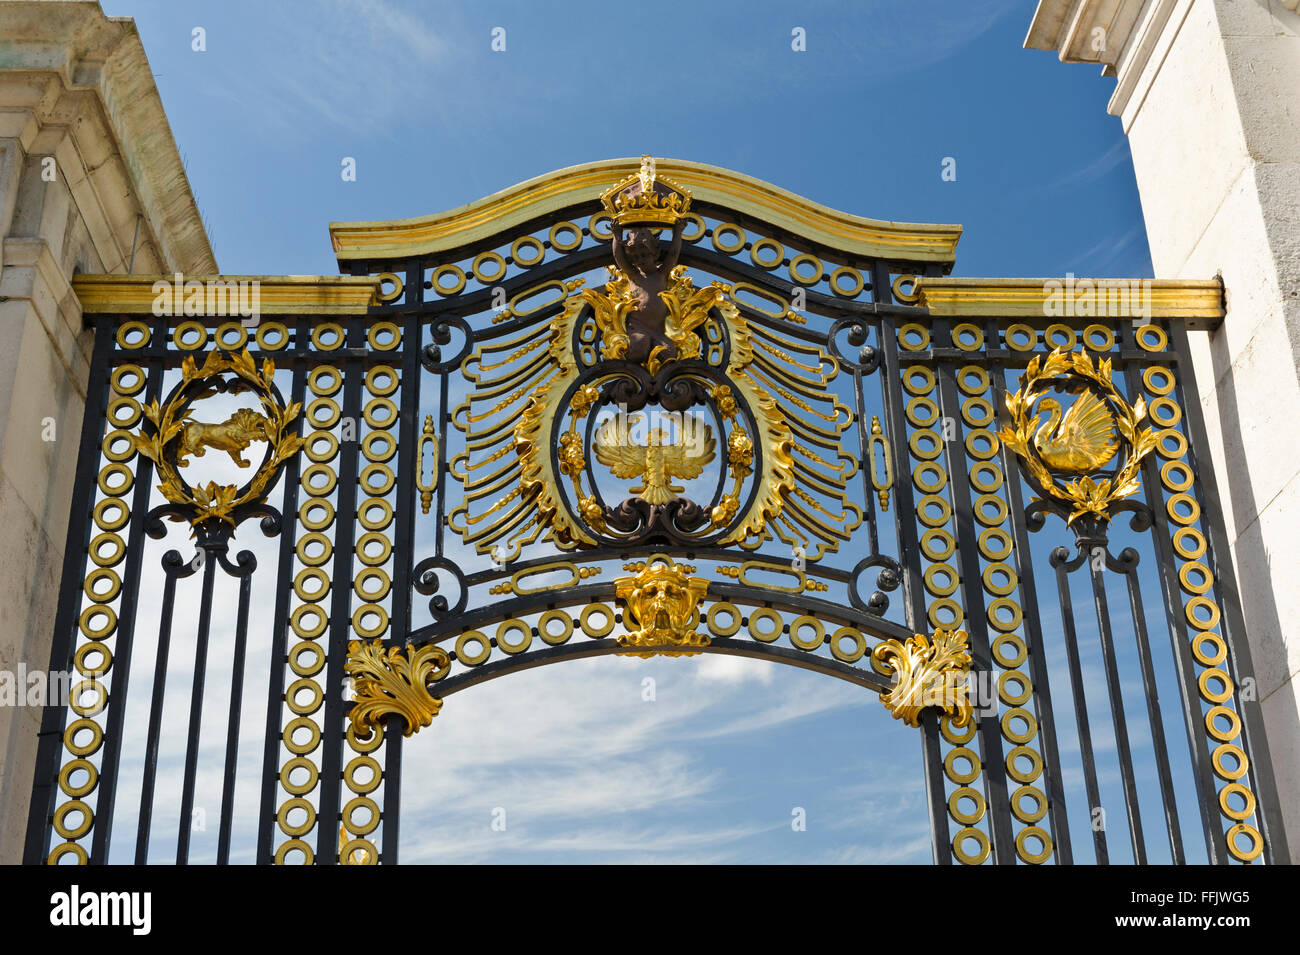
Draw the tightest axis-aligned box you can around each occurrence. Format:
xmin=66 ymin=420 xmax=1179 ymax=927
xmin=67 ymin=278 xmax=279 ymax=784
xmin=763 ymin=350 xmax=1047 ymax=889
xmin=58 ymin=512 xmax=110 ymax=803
xmin=26 ymin=157 xmax=1290 ymax=866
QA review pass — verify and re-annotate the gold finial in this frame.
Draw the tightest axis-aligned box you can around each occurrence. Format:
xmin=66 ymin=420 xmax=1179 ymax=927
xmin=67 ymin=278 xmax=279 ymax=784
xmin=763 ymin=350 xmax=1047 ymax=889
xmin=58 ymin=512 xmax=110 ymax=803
xmin=638 ymin=155 xmax=656 ymax=193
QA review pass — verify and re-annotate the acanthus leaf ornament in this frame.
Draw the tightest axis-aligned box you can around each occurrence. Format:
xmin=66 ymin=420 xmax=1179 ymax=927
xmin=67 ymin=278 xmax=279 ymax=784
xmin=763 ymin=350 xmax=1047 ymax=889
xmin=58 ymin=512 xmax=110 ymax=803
xmin=872 ymin=628 xmax=974 ymax=728
xmin=998 ymin=347 xmax=1157 ymax=528
xmin=344 ymin=638 xmax=449 ymax=738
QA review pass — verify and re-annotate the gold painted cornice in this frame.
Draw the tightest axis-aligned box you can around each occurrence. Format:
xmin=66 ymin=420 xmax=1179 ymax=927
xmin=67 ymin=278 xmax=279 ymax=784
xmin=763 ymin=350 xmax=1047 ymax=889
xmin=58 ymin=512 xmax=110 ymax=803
xmin=73 ymin=275 xmax=382 ymax=315
xmin=328 ymin=158 xmax=963 ymax=263
xmin=915 ymin=277 xmax=1224 ymax=320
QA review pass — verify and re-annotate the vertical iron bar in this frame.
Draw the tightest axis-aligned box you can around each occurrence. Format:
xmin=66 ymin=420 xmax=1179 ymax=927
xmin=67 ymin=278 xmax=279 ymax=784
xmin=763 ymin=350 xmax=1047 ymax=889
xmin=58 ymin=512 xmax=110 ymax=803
xmin=874 ymin=263 xmax=951 ymax=863
xmin=1054 ymin=557 xmax=1109 ymax=863
xmin=852 ymin=363 xmax=880 ymax=555
xmin=89 ymin=320 xmax=167 ymax=864
xmin=377 ymin=292 xmax=423 ymax=865
xmin=216 ymin=553 xmax=255 ymax=864
xmin=1087 ymin=562 xmax=1147 ymax=863
xmin=1126 ymin=326 xmax=1223 ymax=863
xmin=135 ymin=555 xmax=194 ymax=863
xmin=435 ymin=368 xmax=449 ymax=559
xmin=315 ymin=316 xmax=366 ymax=863
xmin=935 ymin=354 xmax=1016 ymax=864
xmin=998 ymin=430 xmax=1074 ymax=862
xmin=1168 ymin=324 xmax=1290 ymax=863
xmin=176 ymin=545 xmax=219 ymax=863
xmin=1120 ymin=564 xmax=1185 ymax=861
xmin=254 ymin=320 xmax=308 ymax=864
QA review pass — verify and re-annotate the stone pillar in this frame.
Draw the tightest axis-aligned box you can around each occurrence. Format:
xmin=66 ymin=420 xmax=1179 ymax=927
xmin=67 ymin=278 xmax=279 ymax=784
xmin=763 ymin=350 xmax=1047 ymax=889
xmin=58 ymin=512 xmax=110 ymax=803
xmin=1027 ymin=0 xmax=1300 ymax=849
xmin=0 ymin=1 xmax=213 ymax=862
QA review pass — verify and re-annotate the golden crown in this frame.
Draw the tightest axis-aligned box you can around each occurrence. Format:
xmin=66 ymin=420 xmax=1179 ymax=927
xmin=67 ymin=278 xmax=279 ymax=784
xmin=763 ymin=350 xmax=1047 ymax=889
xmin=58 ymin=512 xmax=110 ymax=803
xmin=600 ymin=156 xmax=692 ymax=226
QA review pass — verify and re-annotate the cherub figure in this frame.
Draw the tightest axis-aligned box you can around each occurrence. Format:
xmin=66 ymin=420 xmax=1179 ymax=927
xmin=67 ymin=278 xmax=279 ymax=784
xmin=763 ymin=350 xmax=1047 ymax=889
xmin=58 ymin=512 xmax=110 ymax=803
xmin=610 ymin=218 xmax=685 ymax=366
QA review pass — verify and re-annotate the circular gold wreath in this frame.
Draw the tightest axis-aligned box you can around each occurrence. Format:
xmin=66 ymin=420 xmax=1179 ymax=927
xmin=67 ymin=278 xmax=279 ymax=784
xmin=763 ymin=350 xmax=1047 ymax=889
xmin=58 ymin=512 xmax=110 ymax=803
xmin=131 ymin=348 xmax=304 ymax=530
xmin=998 ymin=347 xmax=1157 ymax=525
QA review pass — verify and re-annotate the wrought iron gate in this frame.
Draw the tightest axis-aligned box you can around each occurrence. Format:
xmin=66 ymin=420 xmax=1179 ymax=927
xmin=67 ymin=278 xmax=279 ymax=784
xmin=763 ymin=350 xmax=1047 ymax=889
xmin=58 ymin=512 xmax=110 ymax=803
xmin=25 ymin=157 xmax=1289 ymax=865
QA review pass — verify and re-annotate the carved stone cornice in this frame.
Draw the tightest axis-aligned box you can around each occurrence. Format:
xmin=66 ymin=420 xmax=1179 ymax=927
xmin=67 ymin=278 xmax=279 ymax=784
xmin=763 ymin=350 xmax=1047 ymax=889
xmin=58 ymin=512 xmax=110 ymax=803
xmin=0 ymin=2 xmax=215 ymax=273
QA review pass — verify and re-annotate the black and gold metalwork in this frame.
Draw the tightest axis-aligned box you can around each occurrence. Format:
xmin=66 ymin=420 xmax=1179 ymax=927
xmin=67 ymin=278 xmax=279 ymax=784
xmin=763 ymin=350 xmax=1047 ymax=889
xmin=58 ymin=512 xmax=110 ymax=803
xmin=24 ymin=158 xmax=1289 ymax=869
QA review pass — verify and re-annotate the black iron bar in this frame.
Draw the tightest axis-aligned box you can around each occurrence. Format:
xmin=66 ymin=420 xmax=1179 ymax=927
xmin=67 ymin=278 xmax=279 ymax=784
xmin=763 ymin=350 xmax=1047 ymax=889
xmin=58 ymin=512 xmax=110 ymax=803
xmin=1125 ymin=324 xmax=1223 ymax=863
xmin=1053 ymin=555 xmax=1109 ymax=864
xmin=378 ymin=295 xmax=423 ymax=865
xmin=176 ymin=544 xmax=219 ymax=863
xmin=254 ymin=320 xmax=308 ymax=864
xmin=935 ymin=349 xmax=1017 ymax=865
xmin=1087 ymin=561 xmax=1148 ymax=863
xmin=1168 ymin=324 xmax=1290 ymax=863
xmin=217 ymin=552 xmax=255 ymax=864
xmin=995 ymin=339 xmax=1073 ymax=864
xmin=23 ymin=328 xmax=114 ymax=864
xmin=852 ymin=365 xmax=881 ymax=556
xmin=315 ymin=315 xmax=366 ymax=864
xmin=90 ymin=324 xmax=167 ymax=864
xmin=874 ymin=264 xmax=952 ymax=863
xmin=1120 ymin=562 xmax=1185 ymax=861
xmin=135 ymin=552 xmax=194 ymax=863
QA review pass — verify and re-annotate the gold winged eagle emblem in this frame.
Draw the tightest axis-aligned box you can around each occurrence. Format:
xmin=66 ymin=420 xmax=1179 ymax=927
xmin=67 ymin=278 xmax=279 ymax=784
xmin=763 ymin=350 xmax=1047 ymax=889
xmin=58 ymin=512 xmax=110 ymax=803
xmin=593 ymin=418 xmax=716 ymax=505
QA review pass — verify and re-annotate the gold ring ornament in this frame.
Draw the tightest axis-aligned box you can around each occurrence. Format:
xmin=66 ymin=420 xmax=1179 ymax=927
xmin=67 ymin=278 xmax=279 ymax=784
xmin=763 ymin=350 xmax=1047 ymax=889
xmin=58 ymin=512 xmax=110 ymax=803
xmin=132 ymin=349 xmax=305 ymax=533
xmin=998 ymin=348 xmax=1156 ymax=527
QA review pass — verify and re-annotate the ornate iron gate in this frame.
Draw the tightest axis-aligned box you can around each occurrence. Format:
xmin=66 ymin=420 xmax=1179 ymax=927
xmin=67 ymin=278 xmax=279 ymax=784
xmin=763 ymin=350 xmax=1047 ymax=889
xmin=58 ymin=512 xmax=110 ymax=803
xmin=25 ymin=157 xmax=1289 ymax=865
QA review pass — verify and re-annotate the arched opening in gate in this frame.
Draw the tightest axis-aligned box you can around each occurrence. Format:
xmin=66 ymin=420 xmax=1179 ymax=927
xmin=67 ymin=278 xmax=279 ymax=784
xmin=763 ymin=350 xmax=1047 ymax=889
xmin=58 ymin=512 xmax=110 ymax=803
xmin=391 ymin=647 xmax=932 ymax=864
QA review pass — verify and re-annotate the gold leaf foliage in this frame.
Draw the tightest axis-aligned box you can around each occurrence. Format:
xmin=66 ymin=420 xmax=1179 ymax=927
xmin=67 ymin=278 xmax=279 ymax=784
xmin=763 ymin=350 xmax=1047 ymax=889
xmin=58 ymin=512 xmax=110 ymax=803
xmin=872 ymin=628 xmax=973 ymax=728
xmin=345 ymin=638 xmax=449 ymax=738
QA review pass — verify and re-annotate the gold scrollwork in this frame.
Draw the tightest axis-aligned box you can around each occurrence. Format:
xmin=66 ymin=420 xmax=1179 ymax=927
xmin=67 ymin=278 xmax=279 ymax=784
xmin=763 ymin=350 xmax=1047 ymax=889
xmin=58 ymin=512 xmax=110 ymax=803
xmin=452 ymin=167 xmax=861 ymax=561
xmin=869 ymin=415 xmax=893 ymax=512
xmin=345 ymin=638 xmax=449 ymax=738
xmin=872 ymin=628 xmax=974 ymax=728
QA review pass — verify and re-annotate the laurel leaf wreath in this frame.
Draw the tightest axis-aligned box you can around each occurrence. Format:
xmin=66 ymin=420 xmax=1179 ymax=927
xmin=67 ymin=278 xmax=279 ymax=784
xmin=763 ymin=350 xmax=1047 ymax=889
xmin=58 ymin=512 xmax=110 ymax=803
xmin=132 ymin=349 xmax=304 ymax=532
xmin=997 ymin=347 xmax=1156 ymax=525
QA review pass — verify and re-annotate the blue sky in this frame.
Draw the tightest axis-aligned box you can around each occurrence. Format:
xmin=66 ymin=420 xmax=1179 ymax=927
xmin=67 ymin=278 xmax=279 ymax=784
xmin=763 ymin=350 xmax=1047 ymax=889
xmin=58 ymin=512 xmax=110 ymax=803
xmin=106 ymin=0 xmax=1152 ymax=278
xmin=93 ymin=0 xmax=1168 ymax=864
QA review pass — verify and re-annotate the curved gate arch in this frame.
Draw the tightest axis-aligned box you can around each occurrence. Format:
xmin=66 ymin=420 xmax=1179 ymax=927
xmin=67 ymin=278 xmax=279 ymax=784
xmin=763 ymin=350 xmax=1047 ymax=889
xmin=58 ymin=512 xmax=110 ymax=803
xmin=26 ymin=156 xmax=1288 ymax=866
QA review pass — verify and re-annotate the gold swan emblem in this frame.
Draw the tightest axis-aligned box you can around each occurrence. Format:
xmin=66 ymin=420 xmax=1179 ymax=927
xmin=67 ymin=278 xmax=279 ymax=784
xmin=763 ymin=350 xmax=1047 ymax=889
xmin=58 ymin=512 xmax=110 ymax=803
xmin=1030 ymin=390 xmax=1118 ymax=473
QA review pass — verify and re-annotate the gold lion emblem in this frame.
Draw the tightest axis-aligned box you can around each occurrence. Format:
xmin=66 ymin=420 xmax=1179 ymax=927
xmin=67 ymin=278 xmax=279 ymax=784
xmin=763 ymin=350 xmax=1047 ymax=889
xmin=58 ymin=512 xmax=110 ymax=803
xmin=176 ymin=406 xmax=271 ymax=468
